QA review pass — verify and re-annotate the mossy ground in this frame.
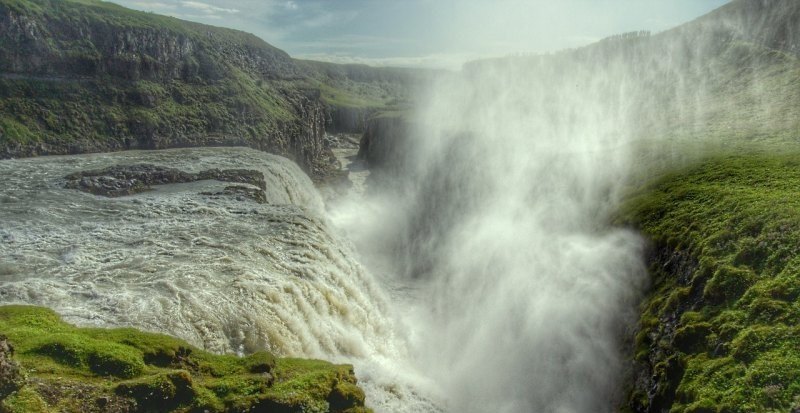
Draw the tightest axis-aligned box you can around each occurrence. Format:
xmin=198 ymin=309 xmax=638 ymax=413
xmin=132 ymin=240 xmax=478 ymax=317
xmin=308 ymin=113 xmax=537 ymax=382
xmin=0 ymin=305 xmax=369 ymax=413
xmin=618 ymin=150 xmax=800 ymax=412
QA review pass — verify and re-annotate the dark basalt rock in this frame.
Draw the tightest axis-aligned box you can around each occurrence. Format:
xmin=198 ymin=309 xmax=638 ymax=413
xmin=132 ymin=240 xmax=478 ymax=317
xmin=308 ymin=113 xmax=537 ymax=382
xmin=64 ymin=164 xmax=268 ymax=202
xmin=357 ymin=115 xmax=412 ymax=172
xmin=64 ymin=164 xmax=195 ymax=197
xmin=200 ymin=185 xmax=267 ymax=204
xmin=628 ymin=245 xmax=702 ymax=413
xmin=0 ymin=335 xmax=23 ymax=400
xmin=197 ymin=169 xmax=266 ymax=191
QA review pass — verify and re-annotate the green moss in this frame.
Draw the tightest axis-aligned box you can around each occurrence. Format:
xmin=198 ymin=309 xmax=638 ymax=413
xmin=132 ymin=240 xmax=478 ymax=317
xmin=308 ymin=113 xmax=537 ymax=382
xmin=261 ymin=358 xmax=364 ymax=411
xmin=0 ymin=305 xmax=371 ymax=412
xmin=115 ymin=370 xmax=195 ymax=410
xmin=1 ymin=386 xmax=50 ymax=413
xmin=31 ymin=333 xmax=145 ymax=378
xmin=620 ymin=151 xmax=800 ymax=412
xmin=0 ymin=116 xmax=38 ymax=144
xmin=703 ymin=265 xmax=755 ymax=305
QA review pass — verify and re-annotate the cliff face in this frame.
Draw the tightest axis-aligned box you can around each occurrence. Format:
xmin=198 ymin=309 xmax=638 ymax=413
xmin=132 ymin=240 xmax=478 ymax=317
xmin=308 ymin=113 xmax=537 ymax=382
xmin=0 ymin=0 xmax=336 ymax=176
xmin=357 ymin=114 xmax=411 ymax=171
xmin=0 ymin=1 xmax=300 ymax=80
xmin=327 ymin=106 xmax=376 ymax=134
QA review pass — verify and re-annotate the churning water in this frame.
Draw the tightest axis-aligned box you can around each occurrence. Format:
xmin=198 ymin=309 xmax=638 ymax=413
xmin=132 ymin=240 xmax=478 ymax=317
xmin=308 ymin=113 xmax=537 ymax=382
xmin=2 ymin=51 xmax=696 ymax=412
xmin=330 ymin=55 xmax=670 ymax=412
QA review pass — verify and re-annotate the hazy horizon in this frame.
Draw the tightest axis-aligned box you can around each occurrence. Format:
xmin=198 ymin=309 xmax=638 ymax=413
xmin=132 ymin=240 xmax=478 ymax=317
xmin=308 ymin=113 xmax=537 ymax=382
xmin=111 ymin=0 xmax=730 ymax=69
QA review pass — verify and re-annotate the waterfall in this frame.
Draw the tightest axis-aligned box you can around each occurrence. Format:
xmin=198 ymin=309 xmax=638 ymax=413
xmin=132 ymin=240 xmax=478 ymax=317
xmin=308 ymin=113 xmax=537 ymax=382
xmin=1 ymin=41 xmax=719 ymax=413
xmin=0 ymin=148 xmax=390 ymax=357
xmin=334 ymin=56 xmax=661 ymax=412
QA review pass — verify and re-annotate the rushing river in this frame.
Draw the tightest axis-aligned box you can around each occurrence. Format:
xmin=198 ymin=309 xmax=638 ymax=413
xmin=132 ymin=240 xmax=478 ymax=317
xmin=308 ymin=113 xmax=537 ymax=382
xmin=1 ymin=52 xmax=669 ymax=412
xmin=0 ymin=147 xmax=439 ymax=411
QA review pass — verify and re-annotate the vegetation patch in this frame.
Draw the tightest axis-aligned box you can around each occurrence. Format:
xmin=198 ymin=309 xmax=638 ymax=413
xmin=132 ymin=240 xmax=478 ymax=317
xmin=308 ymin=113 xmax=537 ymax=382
xmin=0 ymin=305 xmax=371 ymax=412
xmin=618 ymin=151 xmax=800 ymax=412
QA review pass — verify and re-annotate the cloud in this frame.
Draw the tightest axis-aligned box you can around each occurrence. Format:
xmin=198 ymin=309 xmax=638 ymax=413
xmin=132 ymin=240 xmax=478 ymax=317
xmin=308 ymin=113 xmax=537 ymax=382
xmin=294 ymin=52 xmax=480 ymax=71
xmin=128 ymin=1 xmax=176 ymax=11
xmin=110 ymin=0 xmax=730 ymax=69
xmin=180 ymin=1 xmax=239 ymax=15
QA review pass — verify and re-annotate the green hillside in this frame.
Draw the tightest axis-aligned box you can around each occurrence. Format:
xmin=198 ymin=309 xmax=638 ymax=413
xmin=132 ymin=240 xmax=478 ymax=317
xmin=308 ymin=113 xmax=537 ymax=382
xmin=0 ymin=0 xmax=415 ymax=176
xmin=613 ymin=1 xmax=800 ymax=411
xmin=619 ymin=151 xmax=800 ymax=413
xmin=0 ymin=305 xmax=369 ymax=413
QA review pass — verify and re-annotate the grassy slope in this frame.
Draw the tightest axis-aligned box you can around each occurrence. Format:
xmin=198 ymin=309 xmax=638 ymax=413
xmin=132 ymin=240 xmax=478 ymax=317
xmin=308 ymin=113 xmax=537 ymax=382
xmin=0 ymin=0 xmax=413 ymax=156
xmin=0 ymin=0 xmax=312 ymax=166
xmin=654 ymin=41 xmax=800 ymax=146
xmin=0 ymin=305 xmax=369 ymax=413
xmin=609 ymin=1 xmax=800 ymax=410
xmin=294 ymin=60 xmax=420 ymax=111
xmin=618 ymin=151 xmax=800 ymax=412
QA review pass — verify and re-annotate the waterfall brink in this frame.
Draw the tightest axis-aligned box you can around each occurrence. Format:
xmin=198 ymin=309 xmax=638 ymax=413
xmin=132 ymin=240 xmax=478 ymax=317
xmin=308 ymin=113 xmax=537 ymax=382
xmin=0 ymin=41 xmax=720 ymax=413
xmin=337 ymin=56 xmax=666 ymax=412
xmin=0 ymin=147 xmax=394 ymax=361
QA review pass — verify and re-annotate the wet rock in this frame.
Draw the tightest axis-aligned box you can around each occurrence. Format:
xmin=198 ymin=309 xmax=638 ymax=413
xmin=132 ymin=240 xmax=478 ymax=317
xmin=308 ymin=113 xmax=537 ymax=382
xmin=0 ymin=335 xmax=23 ymax=400
xmin=197 ymin=168 xmax=266 ymax=190
xmin=357 ymin=114 xmax=412 ymax=171
xmin=64 ymin=164 xmax=194 ymax=197
xmin=65 ymin=164 xmax=268 ymax=201
xmin=200 ymin=185 xmax=267 ymax=204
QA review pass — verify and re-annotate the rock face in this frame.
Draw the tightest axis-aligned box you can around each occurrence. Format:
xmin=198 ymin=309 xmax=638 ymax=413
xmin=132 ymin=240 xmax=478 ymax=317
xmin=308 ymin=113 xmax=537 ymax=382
xmin=0 ymin=1 xmax=300 ymax=81
xmin=64 ymin=163 xmax=268 ymax=203
xmin=0 ymin=335 xmax=23 ymax=401
xmin=357 ymin=114 xmax=412 ymax=171
xmin=327 ymin=106 xmax=377 ymax=134
xmin=628 ymin=245 xmax=701 ymax=413
xmin=0 ymin=0 xmax=335 ymax=178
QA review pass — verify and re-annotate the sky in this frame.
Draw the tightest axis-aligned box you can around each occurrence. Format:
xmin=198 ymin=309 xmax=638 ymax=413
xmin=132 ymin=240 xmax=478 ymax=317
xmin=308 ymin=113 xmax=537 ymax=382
xmin=112 ymin=0 xmax=731 ymax=69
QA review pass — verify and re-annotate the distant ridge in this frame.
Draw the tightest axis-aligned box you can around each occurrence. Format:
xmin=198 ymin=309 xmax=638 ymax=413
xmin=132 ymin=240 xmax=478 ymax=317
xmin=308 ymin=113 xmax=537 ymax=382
xmin=687 ymin=0 xmax=800 ymax=56
xmin=0 ymin=0 xmax=416 ymax=177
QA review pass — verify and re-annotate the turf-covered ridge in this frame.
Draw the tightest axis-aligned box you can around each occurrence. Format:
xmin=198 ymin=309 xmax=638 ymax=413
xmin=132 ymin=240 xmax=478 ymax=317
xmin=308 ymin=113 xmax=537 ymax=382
xmin=0 ymin=305 xmax=370 ymax=413
xmin=618 ymin=151 xmax=800 ymax=412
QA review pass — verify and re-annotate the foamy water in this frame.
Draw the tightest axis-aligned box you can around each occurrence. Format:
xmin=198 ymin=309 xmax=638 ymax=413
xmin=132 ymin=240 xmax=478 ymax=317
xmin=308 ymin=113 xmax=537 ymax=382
xmin=0 ymin=147 xmax=443 ymax=411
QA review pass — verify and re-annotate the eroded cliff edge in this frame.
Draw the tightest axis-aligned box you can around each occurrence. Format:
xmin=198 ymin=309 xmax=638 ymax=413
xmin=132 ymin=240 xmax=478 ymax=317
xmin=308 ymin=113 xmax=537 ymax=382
xmin=618 ymin=154 xmax=800 ymax=413
xmin=0 ymin=0 xmax=420 ymax=180
xmin=0 ymin=306 xmax=370 ymax=413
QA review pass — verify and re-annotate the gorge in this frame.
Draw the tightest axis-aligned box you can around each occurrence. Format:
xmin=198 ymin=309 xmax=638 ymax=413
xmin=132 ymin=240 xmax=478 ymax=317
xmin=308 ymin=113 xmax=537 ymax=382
xmin=2 ymin=0 xmax=800 ymax=412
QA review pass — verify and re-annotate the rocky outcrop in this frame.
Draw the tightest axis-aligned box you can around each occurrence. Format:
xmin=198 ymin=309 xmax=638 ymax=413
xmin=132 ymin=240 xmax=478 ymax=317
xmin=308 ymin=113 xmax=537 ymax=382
xmin=0 ymin=335 xmax=23 ymax=401
xmin=327 ymin=106 xmax=377 ymax=134
xmin=64 ymin=163 xmax=268 ymax=203
xmin=200 ymin=185 xmax=267 ymax=204
xmin=628 ymin=244 xmax=702 ymax=413
xmin=357 ymin=114 xmax=412 ymax=171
